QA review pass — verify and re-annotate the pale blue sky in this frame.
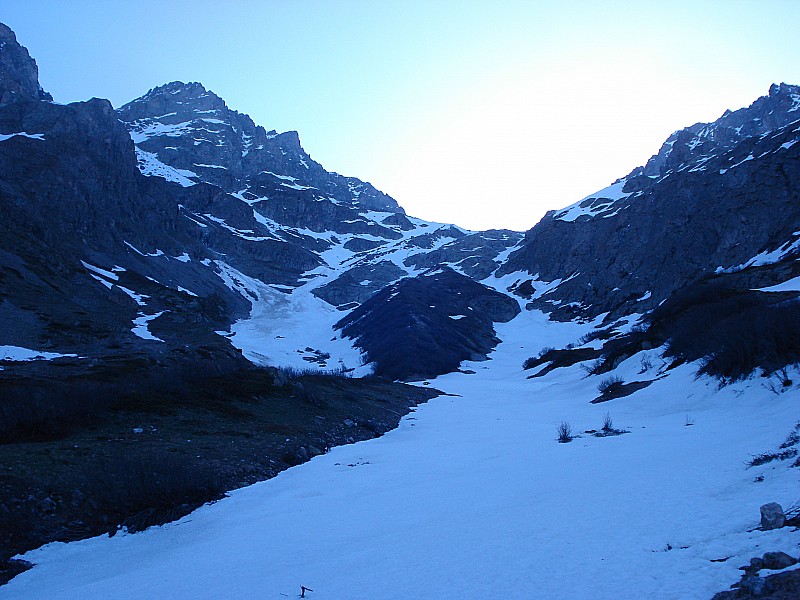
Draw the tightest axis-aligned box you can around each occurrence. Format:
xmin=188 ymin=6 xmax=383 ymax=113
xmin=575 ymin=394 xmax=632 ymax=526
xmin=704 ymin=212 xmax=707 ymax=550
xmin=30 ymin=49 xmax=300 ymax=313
xmin=4 ymin=1 xmax=800 ymax=230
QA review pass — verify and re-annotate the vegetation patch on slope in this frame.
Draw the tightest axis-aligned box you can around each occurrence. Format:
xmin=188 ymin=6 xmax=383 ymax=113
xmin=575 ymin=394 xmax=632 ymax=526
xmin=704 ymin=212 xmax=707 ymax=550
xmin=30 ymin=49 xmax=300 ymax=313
xmin=0 ymin=363 xmax=438 ymax=585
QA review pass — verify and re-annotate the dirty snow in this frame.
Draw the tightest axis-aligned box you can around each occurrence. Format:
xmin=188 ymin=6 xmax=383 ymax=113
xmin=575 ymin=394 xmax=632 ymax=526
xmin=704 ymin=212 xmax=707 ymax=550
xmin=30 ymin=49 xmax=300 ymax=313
xmin=213 ymin=262 xmax=370 ymax=374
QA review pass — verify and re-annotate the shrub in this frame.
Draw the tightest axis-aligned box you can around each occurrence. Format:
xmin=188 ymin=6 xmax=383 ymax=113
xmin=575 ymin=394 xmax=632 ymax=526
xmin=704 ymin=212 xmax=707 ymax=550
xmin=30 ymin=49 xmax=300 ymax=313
xmin=582 ymin=358 xmax=606 ymax=376
xmin=651 ymin=279 xmax=800 ymax=382
xmin=578 ymin=328 xmax=614 ymax=345
xmin=557 ymin=421 xmax=574 ymax=443
xmin=523 ymin=348 xmax=556 ymax=370
xmin=780 ymin=423 xmax=800 ymax=449
xmin=591 ymin=413 xmax=629 ymax=437
xmin=602 ymin=412 xmax=614 ymax=432
xmin=747 ymin=449 xmax=798 ymax=467
xmin=276 ymin=365 xmax=354 ymax=380
xmin=597 ymin=375 xmax=624 ymax=394
xmin=87 ymin=450 xmax=226 ymax=533
xmin=526 ymin=347 xmax=602 ymax=373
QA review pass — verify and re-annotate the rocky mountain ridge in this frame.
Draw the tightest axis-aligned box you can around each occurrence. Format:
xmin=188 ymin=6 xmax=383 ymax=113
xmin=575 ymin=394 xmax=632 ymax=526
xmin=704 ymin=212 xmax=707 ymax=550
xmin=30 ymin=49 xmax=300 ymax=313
xmin=499 ymin=83 xmax=800 ymax=322
xmin=634 ymin=82 xmax=800 ymax=181
xmin=2 ymin=22 xmax=800 ymax=595
xmin=118 ymin=80 xmax=404 ymax=216
xmin=0 ymin=24 xmax=522 ymax=382
xmin=0 ymin=23 xmax=51 ymax=104
xmin=2 ymin=20 xmax=799 ymax=382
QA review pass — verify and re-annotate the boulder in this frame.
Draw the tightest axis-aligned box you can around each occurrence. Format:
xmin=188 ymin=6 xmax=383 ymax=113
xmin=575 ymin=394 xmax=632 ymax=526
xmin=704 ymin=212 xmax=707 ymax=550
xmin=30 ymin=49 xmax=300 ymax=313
xmin=761 ymin=551 xmax=797 ymax=571
xmin=760 ymin=502 xmax=786 ymax=530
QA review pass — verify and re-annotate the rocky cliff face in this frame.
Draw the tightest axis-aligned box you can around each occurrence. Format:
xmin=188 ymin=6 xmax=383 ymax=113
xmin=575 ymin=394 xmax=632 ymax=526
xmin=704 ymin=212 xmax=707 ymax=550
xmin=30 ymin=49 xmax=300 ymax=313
xmin=117 ymin=81 xmax=403 ymax=217
xmin=635 ymin=82 xmax=800 ymax=181
xmin=0 ymin=23 xmax=52 ymax=105
xmin=500 ymin=84 xmax=800 ymax=321
xmin=0 ymin=93 xmax=254 ymax=363
xmin=0 ymin=23 xmax=521 ymax=382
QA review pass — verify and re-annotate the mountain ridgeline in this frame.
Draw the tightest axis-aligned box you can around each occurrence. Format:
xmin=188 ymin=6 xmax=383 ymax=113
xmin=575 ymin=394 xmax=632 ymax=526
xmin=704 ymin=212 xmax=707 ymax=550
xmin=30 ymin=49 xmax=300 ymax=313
xmin=500 ymin=84 xmax=800 ymax=323
xmin=2 ymin=22 xmax=800 ymax=587
xmin=1 ymin=18 xmax=799 ymax=383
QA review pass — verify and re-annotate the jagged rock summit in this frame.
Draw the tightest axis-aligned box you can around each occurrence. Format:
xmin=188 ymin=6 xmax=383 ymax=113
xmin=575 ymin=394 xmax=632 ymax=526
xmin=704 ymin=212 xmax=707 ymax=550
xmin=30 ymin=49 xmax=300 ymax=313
xmin=500 ymin=82 xmax=800 ymax=321
xmin=0 ymin=22 xmax=523 ymax=383
xmin=0 ymin=23 xmax=52 ymax=104
xmin=117 ymin=80 xmax=403 ymax=217
xmin=2 ymin=19 xmax=799 ymax=384
xmin=634 ymin=81 xmax=800 ymax=181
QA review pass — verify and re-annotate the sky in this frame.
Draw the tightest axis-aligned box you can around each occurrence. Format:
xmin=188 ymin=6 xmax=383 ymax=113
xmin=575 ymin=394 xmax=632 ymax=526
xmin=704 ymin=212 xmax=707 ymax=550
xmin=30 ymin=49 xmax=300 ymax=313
xmin=4 ymin=0 xmax=800 ymax=231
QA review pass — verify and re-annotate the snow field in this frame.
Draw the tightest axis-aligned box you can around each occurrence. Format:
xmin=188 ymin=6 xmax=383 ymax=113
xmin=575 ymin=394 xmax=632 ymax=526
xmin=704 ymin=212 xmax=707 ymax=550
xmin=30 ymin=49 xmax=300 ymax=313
xmin=2 ymin=310 xmax=798 ymax=599
xmin=214 ymin=262 xmax=371 ymax=375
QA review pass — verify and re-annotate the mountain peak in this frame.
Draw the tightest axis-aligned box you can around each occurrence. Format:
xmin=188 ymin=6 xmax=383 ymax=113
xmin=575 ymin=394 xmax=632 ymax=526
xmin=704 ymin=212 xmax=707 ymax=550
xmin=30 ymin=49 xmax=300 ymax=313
xmin=122 ymin=80 xmax=227 ymax=118
xmin=118 ymin=82 xmax=405 ymax=215
xmin=0 ymin=22 xmax=16 ymax=42
xmin=0 ymin=21 xmax=53 ymax=104
xmin=631 ymin=81 xmax=800 ymax=180
xmin=769 ymin=81 xmax=800 ymax=97
xmin=144 ymin=81 xmax=218 ymax=101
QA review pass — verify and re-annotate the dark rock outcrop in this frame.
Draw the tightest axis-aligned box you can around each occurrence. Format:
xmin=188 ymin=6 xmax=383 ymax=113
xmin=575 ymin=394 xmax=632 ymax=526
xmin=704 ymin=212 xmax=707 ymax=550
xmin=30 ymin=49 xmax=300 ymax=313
xmin=312 ymin=260 xmax=408 ymax=308
xmin=0 ymin=23 xmax=52 ymax=104
xmin=500 ymin=93 xmax=800 ymax=320
xmin=117 ymin=81 xmax=404 ymax=221
xmin=336 ymin=268 xmax=520 ymax=380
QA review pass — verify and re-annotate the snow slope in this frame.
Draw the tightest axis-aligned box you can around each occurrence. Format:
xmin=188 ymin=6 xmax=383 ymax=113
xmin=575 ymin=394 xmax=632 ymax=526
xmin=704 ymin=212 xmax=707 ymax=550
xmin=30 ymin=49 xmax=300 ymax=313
xmin=213 ymin=261 xmax=371 ymax=374
xmin=3 ymin=311 xmax=799 ymax=600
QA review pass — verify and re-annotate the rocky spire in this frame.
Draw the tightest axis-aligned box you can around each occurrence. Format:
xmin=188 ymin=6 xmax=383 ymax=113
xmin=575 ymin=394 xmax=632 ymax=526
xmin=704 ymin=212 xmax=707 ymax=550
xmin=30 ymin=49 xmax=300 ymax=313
xmin=0 ymin=22 xmax=53 ymax=104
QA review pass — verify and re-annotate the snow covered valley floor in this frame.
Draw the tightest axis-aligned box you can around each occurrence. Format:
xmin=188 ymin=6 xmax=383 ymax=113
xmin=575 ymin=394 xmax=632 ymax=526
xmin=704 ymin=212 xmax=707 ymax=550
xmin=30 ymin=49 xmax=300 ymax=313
xmin=2 ymin=311 xmax=799 ymax=599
